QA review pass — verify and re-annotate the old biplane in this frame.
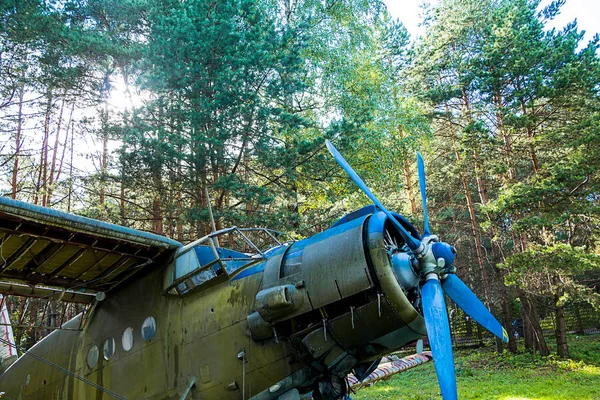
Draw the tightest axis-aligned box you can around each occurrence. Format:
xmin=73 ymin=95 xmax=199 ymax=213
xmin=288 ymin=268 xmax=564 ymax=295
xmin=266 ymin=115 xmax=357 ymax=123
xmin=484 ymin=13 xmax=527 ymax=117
xmin=0 ymin=141 xmax=507 ymax=400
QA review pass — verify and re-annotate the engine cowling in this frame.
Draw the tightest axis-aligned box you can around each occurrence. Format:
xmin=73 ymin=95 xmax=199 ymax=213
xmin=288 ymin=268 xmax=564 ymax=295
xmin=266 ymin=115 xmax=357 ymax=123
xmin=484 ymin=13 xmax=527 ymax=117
xmin=247 ymin=207 xmax=426 ymax=399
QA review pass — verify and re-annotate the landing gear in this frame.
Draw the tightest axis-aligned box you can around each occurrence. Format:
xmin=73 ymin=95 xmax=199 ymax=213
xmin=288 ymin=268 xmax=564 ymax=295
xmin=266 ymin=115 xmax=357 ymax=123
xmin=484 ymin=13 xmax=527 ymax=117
xmin=312 ymin=375 xmax=347 ymax=400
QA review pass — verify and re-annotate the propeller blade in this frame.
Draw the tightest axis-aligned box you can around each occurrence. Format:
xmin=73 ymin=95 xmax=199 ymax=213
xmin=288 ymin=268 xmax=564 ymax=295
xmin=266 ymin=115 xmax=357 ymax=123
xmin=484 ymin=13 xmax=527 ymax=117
xmin=417 ymin=153 xmax=431 ymax=236
xmin=442 ymin=274 xmax=509 ymax=343
xmin=422 ymin=276 xmax=458 ymax=400
xmin=326 ymin=140 xmax=422 ymax=251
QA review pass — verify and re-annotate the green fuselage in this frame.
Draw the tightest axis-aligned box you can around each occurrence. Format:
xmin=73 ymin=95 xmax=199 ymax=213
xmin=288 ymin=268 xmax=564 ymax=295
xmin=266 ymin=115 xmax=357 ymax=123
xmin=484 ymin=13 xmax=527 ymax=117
xmin=0 ymin=262 xmax=296 ymax=399
xmin=0 ymin=209 xmax=427 ymax=400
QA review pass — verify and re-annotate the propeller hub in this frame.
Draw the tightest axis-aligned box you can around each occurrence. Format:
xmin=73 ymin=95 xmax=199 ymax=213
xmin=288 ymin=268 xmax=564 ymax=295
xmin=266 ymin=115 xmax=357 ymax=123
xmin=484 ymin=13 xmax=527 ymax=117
xmin=410 ymin=233 xmax=457 ymax=279
xmin=391 ymin=252 xmax=420 ymax=290
xmin=432 ymin=242 xmax=456 ymax=270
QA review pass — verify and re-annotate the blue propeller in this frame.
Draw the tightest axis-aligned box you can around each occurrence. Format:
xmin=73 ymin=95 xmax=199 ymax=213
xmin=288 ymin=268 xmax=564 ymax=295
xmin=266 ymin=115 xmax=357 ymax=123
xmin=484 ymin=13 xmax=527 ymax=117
xmin=442 ymin=274 xmax=508 ymax=343
xmin=326 ymin=140 xmax=422 ymax=251
xmin=326 ymin=140 xmax=508 ymax=400
xmin=417 ymin=153 xmax=431 ymax=236
xmin=422 ymin=276 xmax=457 ymax=400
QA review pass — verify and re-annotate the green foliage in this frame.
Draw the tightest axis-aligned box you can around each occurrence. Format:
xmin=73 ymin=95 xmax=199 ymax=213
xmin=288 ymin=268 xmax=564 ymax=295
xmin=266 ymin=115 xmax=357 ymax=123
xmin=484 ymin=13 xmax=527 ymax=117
xmin=408 ymin=0 xmax=600 ymax=329
xmin=501 ymin=244 xmax=600 ymax=309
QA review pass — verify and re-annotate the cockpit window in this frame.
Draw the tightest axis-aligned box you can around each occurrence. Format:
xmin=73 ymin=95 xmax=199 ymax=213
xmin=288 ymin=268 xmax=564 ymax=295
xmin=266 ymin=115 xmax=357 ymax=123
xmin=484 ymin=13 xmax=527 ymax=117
xmin=164 ymin=227 xmax=292 ymax=295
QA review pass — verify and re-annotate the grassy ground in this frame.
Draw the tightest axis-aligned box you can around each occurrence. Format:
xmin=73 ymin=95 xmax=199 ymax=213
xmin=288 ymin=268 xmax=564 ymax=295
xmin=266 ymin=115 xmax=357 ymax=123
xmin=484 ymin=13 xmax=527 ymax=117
xmin=353 ymin=335 xmax=600 ymax=400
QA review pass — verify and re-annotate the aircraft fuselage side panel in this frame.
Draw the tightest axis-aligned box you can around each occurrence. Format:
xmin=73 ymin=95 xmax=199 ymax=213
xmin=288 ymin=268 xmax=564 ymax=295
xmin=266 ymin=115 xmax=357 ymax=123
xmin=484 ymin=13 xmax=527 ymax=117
xmin=0 ymin=258 xmax=296 ymax=400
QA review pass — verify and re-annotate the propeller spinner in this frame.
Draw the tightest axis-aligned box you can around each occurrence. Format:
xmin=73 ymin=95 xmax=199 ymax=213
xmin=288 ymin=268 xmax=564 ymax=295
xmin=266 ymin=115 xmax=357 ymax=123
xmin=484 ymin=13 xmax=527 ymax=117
xmin=325 ymin=140 xmax=508 ymax=400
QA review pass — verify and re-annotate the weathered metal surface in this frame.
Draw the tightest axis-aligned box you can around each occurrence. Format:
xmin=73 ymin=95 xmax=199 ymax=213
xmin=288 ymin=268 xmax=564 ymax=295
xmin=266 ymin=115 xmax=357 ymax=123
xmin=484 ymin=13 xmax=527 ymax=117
xmin=366 ymin=211 xmax=427 ymax=336
xmin=0 ymin=282 xmax=95 ymax=304
xmin=0 ymin=197 xmax=181 ymax=292
xmin=0 ymin=294 xmax=16 ymax=361
xmin=0 ymin=197 xmax=182 ymax=248
xmin=263 ymin=215 xmax=374 ymax=323
xmin=0 ymin=203 xmax=431 ymax=400
xmin=256 ymin=285 xmax=304 ymax=322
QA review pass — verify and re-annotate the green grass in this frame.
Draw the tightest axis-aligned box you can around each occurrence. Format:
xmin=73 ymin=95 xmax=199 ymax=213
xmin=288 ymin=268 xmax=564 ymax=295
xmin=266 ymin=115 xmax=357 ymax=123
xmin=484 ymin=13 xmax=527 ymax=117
xmin=353 ymin=335 xmax=600 ymax=400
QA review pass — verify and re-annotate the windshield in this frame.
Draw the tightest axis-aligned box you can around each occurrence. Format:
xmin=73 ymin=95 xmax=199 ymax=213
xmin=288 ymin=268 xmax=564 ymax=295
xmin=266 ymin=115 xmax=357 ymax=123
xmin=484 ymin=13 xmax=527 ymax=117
xmin=164 ymin=227 xmax=292 ymax=295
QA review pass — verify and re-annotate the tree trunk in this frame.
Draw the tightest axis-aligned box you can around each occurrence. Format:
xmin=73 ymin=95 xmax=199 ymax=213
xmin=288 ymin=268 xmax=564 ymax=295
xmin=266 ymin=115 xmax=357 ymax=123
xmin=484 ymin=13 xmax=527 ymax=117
xmin=398 ymin=127 xmax=417 ymax=214
xmin=35 ymin=91 xmax=53 ymax=205
xmin=553 ymin=274 xmax=569 ymax=358
xmin=152 ymin=195 xmax=164 ymax=235
xmin=519 ymin=290 xmax=549 ymax=356
xmin=402 ymin=156 xmax=417 ymax=215
xmin=41 ymin=95 xmax=52 ymax=207
xmin=46 ymin=96 xmax=67 ymax=206
xmin=11 ymin=82 xmax=25 ymax=199
xmin=188 ymin=198 xmax=195 ymax=241
xmin=67 ymin=124 xmax=74 ymax=213
xmin=176 ymin=155 xmax=184 ymax=241
xmin=465 ymin=315 xmax=473 ymax=337
xmin=518 ymin=93 xmax=539 ymax=174
xmin=48 ymin=300 xmax=57 ymax=334
xmin=522 ymin=303 xmax=533 ymax=351
xmin=554 ymin=302 xmax=569 ymax=358
xmin=493 ymin=93 xmax=515 ymax=182
xmin=55 ymin=102 xmax=75 ymax=184
xmin=574 ymin=305 xmax=585 ymax=334
xmin=495 ymin=267 xmax=517 ymax=353
xmin=530 ymin=299 xmax=549 ymax=356
xmin=120 ymin=163 xmax=127 ymax=227
xmin=28 ymin=299 xmax=38 ymax=347
xmin=442 ymin=91 xmax=493 ymax=309
xmin=198 ymin=166 xmax=208 ymax=237
xmin=176 ymin=193 xmax=183 ymax=241
xmin=452 ymin=137 xmax=491 ymax=305
xmin=473 ymin=150 xmax=489 ymax=206
xmin=475 ymin=322 xmax=483 ymax=346
xmin=99 ymin=108 xmax=109 ymax=219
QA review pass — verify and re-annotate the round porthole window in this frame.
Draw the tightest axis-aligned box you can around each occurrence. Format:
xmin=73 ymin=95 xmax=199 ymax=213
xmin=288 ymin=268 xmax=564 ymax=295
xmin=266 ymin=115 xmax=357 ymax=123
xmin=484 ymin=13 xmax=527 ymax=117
xmin=141 ymin=316 xmax=156 ymax=341
xmin=122 ymin=327 xmax=134 ymax=351
xmin=103 ymin=337 xmax=116 ymax=360
xmin=87 ymin=345 xmax=99 ymax=368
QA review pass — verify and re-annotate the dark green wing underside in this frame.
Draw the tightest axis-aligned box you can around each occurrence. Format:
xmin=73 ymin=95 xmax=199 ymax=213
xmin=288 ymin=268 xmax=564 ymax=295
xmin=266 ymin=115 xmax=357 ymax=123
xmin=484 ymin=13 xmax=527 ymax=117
xmin=0 ymin=196 xmax=182 ymax=292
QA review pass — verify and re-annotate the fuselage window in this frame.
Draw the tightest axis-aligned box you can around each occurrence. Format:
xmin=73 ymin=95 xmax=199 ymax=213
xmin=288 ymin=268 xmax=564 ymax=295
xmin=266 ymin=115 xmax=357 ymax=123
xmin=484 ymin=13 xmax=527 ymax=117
xmin=122 ymin=327 xmax=134 ymax=351
xmin=141 ymin=316 xmax=156 ymax=341
xmin=103 ymin=337 xmax=116 ymax=360
xmin=87 ymin=345 xmax=99 ymax=368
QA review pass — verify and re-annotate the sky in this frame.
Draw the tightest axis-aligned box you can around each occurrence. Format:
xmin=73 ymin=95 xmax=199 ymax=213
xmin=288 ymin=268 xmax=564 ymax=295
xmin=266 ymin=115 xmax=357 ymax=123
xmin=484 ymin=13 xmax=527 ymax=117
xmin=383 ymin=0 xmax=600 ymax=44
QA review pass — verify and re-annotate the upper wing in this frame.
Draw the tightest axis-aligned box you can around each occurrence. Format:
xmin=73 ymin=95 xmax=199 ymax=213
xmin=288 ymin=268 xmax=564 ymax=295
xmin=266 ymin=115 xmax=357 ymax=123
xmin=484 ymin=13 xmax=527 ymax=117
xmin=0 ymin=197 xmax=182 ymax=292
